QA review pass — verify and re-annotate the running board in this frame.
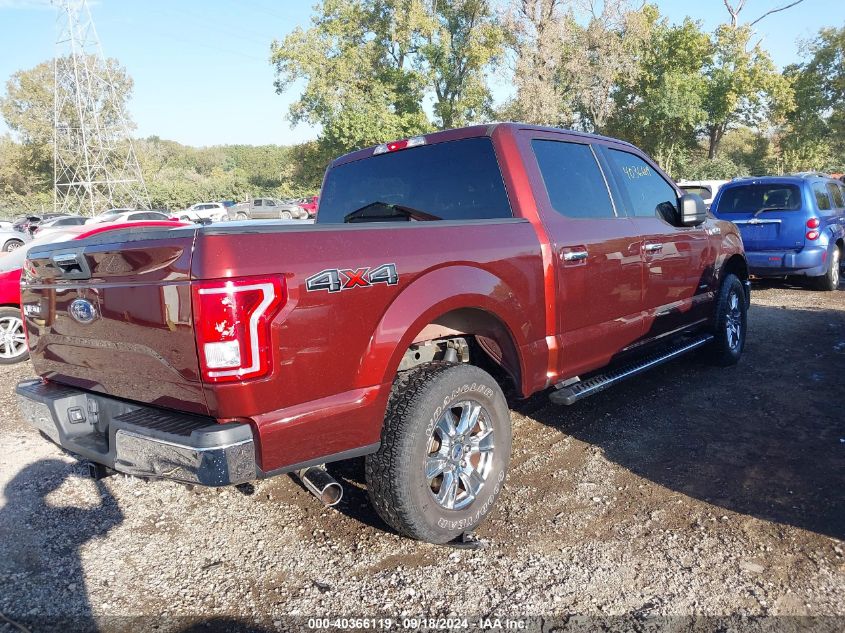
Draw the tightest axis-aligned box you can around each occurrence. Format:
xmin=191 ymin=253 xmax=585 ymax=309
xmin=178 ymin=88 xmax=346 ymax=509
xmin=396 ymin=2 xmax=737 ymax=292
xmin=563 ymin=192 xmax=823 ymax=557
xmin=549 ymin=334 xmax=714 ymax=406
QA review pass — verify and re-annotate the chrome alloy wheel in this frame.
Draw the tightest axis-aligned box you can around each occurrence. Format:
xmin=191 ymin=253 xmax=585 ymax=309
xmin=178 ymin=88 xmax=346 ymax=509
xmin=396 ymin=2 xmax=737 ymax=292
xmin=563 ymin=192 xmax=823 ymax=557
xmin=831 ymin=248 xmax=841 ymax=288
xmin=725 ymin=290 xmax=743 ymax=351
xmin=0 ymin=315 xmax=26 ymax=360
xmin=426 ymin=400 xmax=495 ymax=510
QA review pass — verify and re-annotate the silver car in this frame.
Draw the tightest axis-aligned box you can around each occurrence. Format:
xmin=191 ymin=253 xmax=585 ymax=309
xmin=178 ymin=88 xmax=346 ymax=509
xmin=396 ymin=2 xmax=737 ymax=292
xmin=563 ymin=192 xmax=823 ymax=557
xmin=0 ymin=228 xmax=30 ymax=252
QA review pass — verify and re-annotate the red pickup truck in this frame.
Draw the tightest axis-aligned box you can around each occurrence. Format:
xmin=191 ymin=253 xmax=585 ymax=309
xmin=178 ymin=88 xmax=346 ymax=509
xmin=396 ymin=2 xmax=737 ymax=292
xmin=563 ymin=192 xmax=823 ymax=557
xmin=16 ymin=123 xmax=748 ymax=544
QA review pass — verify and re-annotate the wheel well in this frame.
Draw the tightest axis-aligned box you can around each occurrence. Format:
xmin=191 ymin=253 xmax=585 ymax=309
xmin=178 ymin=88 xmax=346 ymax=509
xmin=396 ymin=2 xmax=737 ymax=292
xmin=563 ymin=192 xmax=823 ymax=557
xmin=722 ymin=254 xmax=748 ymax=283
xmin=406 ymin=308 xmax=522 ymax=396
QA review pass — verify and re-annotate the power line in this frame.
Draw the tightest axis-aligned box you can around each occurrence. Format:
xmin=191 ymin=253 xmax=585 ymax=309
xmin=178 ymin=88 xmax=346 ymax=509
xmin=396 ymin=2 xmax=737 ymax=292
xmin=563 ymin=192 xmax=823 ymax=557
xmin=53 ymin=0 xmax=150 ymax=214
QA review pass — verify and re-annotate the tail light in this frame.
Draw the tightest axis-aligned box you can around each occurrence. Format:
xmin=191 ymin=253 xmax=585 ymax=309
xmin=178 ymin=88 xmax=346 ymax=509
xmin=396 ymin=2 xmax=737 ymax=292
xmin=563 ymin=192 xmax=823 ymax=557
xmin=806 ymin=218 xmax=820 ymax=229
xmin=806 ymin=230 xmax=820 ymax=240
xmin=192 ymin=276 xmax=286 ymax=383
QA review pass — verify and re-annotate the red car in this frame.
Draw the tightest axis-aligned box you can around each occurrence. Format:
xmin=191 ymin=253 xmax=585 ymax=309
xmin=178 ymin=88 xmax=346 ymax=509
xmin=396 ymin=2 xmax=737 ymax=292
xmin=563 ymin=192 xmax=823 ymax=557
xmin=16 ymin=124 xmax=748 ymax=543
xmin=0 ymin=220 xmax=187 ymax=364
xmin=298 ymin=195 xmax=319 ymax=217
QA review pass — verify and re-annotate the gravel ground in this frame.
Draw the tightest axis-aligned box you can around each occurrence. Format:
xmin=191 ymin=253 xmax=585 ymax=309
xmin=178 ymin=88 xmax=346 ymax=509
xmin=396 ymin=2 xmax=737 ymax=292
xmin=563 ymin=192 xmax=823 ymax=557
xmin=0 ymin=281 xmax=843 ymax=632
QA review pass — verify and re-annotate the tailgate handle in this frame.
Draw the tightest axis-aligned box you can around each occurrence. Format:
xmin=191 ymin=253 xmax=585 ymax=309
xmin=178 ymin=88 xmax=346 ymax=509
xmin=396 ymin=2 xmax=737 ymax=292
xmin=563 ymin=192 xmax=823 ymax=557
xmin=51 ymin=251 xmax=91 ymax=279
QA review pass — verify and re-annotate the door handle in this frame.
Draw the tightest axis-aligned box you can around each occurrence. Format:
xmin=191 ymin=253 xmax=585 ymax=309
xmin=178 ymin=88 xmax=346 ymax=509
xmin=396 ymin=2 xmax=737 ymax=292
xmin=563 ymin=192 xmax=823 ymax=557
xmin=643 ymin=243 xmax=663 ymax=253
xmin=562 ymin=250 xmax=588 ymax=262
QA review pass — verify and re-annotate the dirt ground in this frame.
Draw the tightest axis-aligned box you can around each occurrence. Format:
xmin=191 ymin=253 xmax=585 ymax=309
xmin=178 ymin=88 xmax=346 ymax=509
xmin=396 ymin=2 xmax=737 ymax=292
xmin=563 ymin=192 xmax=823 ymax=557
xmin=0 ymin=281 xmax=843 ymax=632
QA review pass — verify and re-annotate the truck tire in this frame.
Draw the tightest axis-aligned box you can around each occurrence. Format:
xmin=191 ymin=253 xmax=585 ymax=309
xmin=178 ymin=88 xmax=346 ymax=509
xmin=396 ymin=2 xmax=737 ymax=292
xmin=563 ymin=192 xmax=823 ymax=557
xmin=236 ymin=212 xmax=248 ymax=221
xmin=365 ymin=363 xmax=511 ymax=543
xmin=708 ymin=273 xmax=747 ymax=366
xmin=279 ymin=210 xmax=293 ymax=220
xmin=812 ymin=244 xmax=840 ymax=291
xmin=0 ymin=306 xmax=29 ymax=364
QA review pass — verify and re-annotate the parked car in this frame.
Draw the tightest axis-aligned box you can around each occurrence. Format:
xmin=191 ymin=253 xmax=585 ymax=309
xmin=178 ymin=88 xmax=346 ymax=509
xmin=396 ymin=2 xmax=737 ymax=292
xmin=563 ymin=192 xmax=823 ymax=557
xmin=677 ymin=179 xmax=728 ymax=210
xmin=0 ymin=220 xmax=189 ymax=365
xmin=711 ymin=174 xmax=845 ymax=290
xmin=297 ymin=195 xmax=319 ymax=218
xmin=12 ymin=215 xmax=44 ymax=234
xmin=177 ymin=202 xmax=229 ymax=223
xmin=33 ymin=215 xmax=88 ymax=236
xmin=228 ymin=197 xmax=309 ymax=220
xmin=84 ymin=208 xmax=135 ymax=224
xmin=91 ymin=210 xmax=175 ymax=224
xmin=15 ymin=123 xmax=748 ymax=544
xmin=0 ymin=227 xmax=31 ymax=252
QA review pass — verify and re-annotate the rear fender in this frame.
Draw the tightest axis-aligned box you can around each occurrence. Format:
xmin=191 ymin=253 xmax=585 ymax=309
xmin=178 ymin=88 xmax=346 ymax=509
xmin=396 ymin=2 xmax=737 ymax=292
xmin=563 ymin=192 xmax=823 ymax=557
xmin=356 ymin=265 xmax=529 ymax=392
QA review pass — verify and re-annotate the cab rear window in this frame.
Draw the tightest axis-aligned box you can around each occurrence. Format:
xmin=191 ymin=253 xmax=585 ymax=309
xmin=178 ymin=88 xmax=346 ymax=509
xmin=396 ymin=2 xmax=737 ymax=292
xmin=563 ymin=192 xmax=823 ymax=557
xmin=715 ymin=184 xmax=802 ymax=213
xmin=317 ymin=137 xmax=512 ymax=223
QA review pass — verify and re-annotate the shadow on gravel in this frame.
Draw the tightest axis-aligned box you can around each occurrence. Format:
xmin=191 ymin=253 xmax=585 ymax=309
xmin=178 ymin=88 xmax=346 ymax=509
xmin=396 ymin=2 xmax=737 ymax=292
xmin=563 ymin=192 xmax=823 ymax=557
xmin=520 ymin=303 xmax=845 ymax=540
xmin=321 ymin=458 xmax=391 ymax=533
xmin=0 ymin=459 xmax=123 ymax=631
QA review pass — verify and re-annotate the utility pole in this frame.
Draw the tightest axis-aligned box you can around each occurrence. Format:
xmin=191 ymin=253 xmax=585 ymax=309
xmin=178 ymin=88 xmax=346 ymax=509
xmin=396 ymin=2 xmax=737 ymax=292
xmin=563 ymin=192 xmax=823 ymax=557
xmin=53 ymin=0 xmax=149 ymax=215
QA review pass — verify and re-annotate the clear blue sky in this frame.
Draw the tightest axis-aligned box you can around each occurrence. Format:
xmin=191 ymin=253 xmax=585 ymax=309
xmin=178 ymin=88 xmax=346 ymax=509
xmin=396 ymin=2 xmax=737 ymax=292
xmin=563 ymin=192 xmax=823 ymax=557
xmin=0 ymin=0 xmax=843 ymax=147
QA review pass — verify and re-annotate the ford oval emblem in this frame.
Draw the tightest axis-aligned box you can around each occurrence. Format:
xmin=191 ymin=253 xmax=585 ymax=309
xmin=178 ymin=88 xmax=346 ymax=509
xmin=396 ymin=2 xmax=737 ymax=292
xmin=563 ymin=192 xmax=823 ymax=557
xmin=69 ymin=298 xmax=97 ymax=324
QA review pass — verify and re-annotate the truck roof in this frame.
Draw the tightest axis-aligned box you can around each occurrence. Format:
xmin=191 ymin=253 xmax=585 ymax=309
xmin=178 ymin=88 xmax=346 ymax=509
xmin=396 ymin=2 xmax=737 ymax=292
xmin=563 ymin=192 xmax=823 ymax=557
xmin=329 ymin=122 xmax=639 ymax=168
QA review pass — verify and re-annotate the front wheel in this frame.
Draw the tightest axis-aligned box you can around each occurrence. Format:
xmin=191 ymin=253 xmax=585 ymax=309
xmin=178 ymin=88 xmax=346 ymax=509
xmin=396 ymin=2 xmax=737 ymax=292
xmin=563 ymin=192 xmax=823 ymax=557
xmin=813 ymin=244 xmax=841 ymax=291
xmin=3 ymin=239 xmax=23 ymax=252
xmin=708 ymin=273 xmax=748 ymax=366
xmin=366 ymin=363 xmax=511 ymax=543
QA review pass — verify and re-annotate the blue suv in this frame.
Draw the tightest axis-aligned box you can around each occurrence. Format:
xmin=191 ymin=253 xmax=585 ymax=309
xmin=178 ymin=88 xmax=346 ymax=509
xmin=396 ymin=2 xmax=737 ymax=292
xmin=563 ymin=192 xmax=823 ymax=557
xmin=711 ymin=174 xmax=845 ymax=290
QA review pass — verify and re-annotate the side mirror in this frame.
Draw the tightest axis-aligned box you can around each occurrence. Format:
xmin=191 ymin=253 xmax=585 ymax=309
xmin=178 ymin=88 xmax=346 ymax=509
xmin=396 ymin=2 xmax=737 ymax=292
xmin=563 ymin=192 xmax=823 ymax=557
xmin=679 ymin=193 xmax=707 ymax=227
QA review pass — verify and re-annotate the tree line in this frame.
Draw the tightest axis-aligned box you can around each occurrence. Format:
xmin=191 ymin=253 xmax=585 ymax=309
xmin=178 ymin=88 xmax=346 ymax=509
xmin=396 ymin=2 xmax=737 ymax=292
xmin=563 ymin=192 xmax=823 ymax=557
xmin=272 ymin=0 xmax=844 ymax=178
xmin=1 ymin=0 xmax=843 ymax=215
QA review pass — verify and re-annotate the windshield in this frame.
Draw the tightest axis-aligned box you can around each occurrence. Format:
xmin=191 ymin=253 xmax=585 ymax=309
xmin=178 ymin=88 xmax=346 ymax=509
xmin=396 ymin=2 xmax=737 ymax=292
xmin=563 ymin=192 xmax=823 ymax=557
xmin=317 ymin=137 xmax=512 ymax=224
xmin=715 ymin=184 xmax=802 ymax=214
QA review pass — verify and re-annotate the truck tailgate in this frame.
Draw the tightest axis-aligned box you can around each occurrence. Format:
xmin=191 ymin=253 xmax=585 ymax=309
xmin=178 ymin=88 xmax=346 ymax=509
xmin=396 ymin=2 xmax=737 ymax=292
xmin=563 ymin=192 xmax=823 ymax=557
xmin=21 ymin=227 xmax=208 ymax=415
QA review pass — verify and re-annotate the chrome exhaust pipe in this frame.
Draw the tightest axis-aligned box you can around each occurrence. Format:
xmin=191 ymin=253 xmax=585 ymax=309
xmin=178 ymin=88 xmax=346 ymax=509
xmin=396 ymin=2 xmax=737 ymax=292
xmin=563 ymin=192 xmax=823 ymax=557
xmin=296 ymin=466 xmax=343 ymax=506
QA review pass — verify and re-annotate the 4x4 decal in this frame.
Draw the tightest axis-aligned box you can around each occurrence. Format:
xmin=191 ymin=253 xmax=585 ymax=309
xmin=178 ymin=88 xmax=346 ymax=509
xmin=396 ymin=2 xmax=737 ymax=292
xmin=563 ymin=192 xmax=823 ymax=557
xmin=306 ymin=263 xmax=398 ymax=293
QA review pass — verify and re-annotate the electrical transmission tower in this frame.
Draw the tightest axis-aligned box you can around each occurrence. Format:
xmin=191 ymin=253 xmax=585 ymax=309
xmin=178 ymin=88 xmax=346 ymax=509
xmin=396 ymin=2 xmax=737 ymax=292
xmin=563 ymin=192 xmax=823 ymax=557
xmin=53 ymin=0 xmax=149 ymax=215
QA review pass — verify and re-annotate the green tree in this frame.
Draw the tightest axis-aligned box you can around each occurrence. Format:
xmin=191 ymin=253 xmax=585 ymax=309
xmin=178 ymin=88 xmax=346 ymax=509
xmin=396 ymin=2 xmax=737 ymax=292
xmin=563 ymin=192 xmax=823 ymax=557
xmin=607 ymin=8 xmax=712 ymax=174
xmin=564 ymin=0 xmax=651 ymax=133
xmin=271 ymin=0 xmax=432 ymax=157
xmin=271 ymin=0 xmax=503 ymax=156
xmin=423 ymin=0 xmax=504 ymax=128
xmin=701 ymin=25 xmax=791 ymax=158
xmin=781 ymin=24 xmax=845 ymax=168
xmin=500 ymin=0 xmax=574 ymax=127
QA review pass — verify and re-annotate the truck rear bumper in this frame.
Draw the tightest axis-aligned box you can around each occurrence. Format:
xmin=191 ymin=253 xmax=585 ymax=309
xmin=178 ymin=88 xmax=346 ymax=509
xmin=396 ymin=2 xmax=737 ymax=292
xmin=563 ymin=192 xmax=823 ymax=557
xmin=16 ymin=379 xmax=257 ymax=486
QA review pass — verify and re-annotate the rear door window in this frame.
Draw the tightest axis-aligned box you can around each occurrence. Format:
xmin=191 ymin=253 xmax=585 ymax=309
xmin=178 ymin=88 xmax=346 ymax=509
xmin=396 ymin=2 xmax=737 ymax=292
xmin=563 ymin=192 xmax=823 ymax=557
xmin=826 ymin=182 xmax=844 ymax=209
xmin=317 ymin=137 xmax=512 ymax=223
xmin=813 ymin=183 xmax=832 ymax=211
xmin=715 ymin=184 xmax=802 ymax=213
xmin=605 ymin=149 xmax=678 ymax=222
xmin=531 ymin=140 xmax=616 ymax=219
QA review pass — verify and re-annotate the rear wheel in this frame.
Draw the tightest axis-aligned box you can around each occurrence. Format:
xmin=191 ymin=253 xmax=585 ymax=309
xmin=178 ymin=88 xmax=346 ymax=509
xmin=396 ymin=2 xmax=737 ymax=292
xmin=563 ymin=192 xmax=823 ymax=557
xmin=3 ymin=239 xmax=23 ymax=252
xmin=279 ymin=210 xmax=293 ymax=220
xmin=708 ymin=273 xmax=747 ymax=366
xmin=0 ymin=307 xmax=28 ymax=364
xmin=366 ymin=363 xmax=511 ymax=543
xmin=813 ymin=244 xmax=841 ymax=291
xmin=236 ymin=212 xmax=248 ymax=221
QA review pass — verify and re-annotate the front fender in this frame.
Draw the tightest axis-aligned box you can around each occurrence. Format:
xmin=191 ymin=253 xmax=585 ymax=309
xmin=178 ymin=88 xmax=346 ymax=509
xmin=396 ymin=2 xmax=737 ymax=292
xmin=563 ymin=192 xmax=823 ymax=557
xmin=355 ymin=264 xmax=529 ymax=389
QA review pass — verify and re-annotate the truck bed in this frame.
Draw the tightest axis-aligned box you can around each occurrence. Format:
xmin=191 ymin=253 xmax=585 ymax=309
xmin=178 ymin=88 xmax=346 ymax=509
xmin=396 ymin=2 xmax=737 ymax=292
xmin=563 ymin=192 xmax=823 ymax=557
xmin=21 ymin=219 xmax=546 ymax=472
